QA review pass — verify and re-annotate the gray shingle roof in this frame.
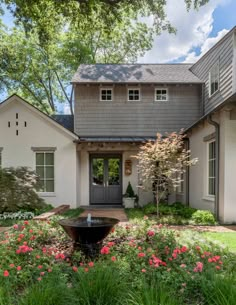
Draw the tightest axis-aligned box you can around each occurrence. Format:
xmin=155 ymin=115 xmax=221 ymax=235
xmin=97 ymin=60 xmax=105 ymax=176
xmin=72 ymin=64 xmax=202 ymax=84
xmin=52 ymin=115 xmax=74 ymax=132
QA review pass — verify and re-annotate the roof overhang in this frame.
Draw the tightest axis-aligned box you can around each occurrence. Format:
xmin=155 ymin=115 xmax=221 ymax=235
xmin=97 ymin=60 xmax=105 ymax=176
xmin=75 ymin=136 xmax=156 ymax=144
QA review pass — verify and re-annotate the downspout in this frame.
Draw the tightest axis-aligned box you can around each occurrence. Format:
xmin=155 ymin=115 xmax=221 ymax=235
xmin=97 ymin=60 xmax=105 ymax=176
xmin=207 ymin=115 xmax=220 ymax=220
xmin=185 ymin=138 xmax=190 ymax=207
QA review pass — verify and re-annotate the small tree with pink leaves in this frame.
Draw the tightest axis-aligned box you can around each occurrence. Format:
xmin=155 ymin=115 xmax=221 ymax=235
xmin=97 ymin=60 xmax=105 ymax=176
xmin=135 ymin=131 xmax=197 ymax=215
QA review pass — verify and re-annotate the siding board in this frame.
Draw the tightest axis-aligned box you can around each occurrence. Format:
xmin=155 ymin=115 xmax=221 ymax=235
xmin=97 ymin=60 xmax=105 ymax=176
xmin=74 ymin=84 xmax=201 ymax=136
xmin=191 ymin=32 xmax=235 ymax=114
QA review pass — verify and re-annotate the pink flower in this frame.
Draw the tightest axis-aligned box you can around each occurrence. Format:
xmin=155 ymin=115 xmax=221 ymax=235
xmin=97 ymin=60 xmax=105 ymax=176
xmin=24 ymin=221 xmax=29 ymax=225
xmin=72 ymin=266 xmax=78 ymax=272
xmin=16 ymin=266 xmax=22 ymax=271
xmin=101 ymin=246 xmax=110 ymax=255
xmin=37 ymin=277 xmax=42 ymax=281
xmin=147 ymin=230 xmax=155 ymax=237
xmin=180 ymin=264 xmax=186 ymax=268
xmin=216 ymin=266 xmax=221 ymax=270
xmin=38 ymin=265 xmax=43 ymax=269
xmin=13 ymin=224 xmax=19 ymax=230
xmin=48 ymin=268 xmax=52 ymax=273
xmin=111 ymin=256 xmax=116 ymax=262
xmin=84 ymin=268 xmax=89 ymax=272
xmin=3 ymin=270 xmax=9 ymax=277
xmin=9 ymin=264 xmax=15 ymax=268
xmin=88 ymin=262 xmax=94 ymax=267
xmin=193 ymin=262 xmax=203 ymax=272
xmin=40 ymin=272 xmax=45 ymax=276
xmin=138 ymin=252 xmax=145 ymax=258
xmin=107 ymin=242 xmax=115 ymax=247
xmin=141 ymin=269 xmax=146 ymax=273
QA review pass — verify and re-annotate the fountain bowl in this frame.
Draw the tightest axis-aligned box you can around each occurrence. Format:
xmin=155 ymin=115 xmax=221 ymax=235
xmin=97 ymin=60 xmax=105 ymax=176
xmin=58 ymin=217 xmax=119 ymax=257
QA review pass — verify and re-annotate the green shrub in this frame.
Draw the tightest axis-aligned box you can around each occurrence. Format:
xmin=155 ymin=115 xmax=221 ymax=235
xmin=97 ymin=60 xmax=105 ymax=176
xmin=72 ymin=264 xmax=130 ymax=305
xmin=143 ymin=202 xmax=157 ymax=214
xmin=19 ymin=272 xmax=75 ymax=305
xmin=0 ymin=167 xmax=47 ymax=213
xmin=191 ymin=210 xmax=216 ymax=225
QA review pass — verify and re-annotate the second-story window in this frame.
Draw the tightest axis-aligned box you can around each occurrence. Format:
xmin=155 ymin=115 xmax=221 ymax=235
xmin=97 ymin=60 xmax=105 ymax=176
xmin=209 ymin=62 xmax=219 ymax=96
xmin=155 ymin=88 xmax=168 ymax=101
xmin=100 ymin=88 xmax=113 ymax=101
xmin=128 ymin=88 xmax=140 ymax=101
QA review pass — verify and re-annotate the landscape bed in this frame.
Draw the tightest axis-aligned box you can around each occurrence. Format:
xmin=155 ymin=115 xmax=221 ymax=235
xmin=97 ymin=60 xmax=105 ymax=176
xmin=0 ymin=215 xmax=236 ymax=305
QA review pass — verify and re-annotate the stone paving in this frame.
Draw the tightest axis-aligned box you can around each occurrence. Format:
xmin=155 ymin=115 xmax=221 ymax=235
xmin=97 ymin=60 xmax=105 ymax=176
xmin=80 ymin=208 xmax=128 ymax=222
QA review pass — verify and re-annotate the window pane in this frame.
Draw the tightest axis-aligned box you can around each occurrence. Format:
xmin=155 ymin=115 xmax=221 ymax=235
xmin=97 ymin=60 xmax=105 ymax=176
xmin=36 ymin=166 xmax=44 ymax=178
xmin=92 ymin=158 xmax=104 ymax=185
xmin=36 ymin=153 xmax=44 ymax=165
xmin=46 ymin=153 xmax=54 ymax=165
xmin=46 ymin=167 xmax=54 ymax=179
xmin=108 ymin=158 xmax=120 ymax=185
xmin=46 ymin=180 xmax=54 ymax=192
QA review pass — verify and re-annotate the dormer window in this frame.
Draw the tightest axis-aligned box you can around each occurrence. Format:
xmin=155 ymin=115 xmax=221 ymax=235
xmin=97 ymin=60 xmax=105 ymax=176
xmin=209 ymin=62 xmax=219 ymax=97
xmin=155 ymin=88 xmax=168 ymax=101
xmin=100 ymin=88 xmax=113 ymax=101
xmin=128 ymin=88 xmax=140 ymax=101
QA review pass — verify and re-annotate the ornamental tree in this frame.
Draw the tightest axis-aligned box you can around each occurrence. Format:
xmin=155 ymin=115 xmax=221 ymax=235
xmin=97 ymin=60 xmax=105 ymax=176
xmin=135 ymin=132 xmax=197 ymax=215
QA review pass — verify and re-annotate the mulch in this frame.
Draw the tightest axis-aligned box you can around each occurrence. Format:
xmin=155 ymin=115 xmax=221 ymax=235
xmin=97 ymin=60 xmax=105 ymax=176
xmin=167 ymin=225 xmax=236 ymax=233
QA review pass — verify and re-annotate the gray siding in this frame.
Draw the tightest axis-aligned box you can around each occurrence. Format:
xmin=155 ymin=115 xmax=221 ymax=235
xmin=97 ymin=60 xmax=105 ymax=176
xmin=191 ymin=31 xmax=235 ymax=114
xmin=74 ymin=84 xmax=201 ymax=136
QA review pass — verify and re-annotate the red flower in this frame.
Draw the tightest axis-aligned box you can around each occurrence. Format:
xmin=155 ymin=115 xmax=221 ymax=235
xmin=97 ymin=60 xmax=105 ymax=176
xmin=38 ymin=265 xmax=43 ymax=269
xmin=147 ymin=230 xmax=155 ymax=237
xmin=16 ymin=266 xmax=22 ymax=271
xmin=138 ymin=252 xmax=145 ymax=258
xmin=3 ymin=270 xmax=9 ymax=277
xmin=72 ymin=266 xmax=78 ymax=272
xmin=111 ymin=256 xmax=116 ymax=262
xmin=24 ymin=221 xmax=29 ymax=225
xmin=88 ymin=262 xmax=94 ymax=267
xmin=101 ymin=246 xmax=110 ymax=255
xmin=107 ymin=242 xmax=115 ymax=247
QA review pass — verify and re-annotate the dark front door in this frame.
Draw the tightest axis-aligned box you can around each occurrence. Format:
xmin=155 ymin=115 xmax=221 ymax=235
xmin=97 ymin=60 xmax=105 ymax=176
xmin=90 ymin=154 xmax=122 ymax=205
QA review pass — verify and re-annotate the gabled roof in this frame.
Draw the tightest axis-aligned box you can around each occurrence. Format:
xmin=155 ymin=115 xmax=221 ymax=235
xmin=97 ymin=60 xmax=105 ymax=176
xmin=52 ymin=114 xmax=74 ymax=132
xmin=72 ymin=64 xmax=203 ymax=84
xmin=0 ymin=94 xmax=78 ymax=139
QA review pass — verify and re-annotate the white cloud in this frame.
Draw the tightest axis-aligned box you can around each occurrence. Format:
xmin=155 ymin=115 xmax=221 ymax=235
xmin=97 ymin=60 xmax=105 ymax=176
xmin=183 ymin=28 xmax=229 ymax=63
xmin=138 ymin=0 xmax=229 ymax=63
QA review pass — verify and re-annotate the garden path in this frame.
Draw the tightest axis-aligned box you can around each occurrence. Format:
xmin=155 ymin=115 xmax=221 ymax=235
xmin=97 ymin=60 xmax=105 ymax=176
xmin=80 ymin=208 xmax=128 ymax=222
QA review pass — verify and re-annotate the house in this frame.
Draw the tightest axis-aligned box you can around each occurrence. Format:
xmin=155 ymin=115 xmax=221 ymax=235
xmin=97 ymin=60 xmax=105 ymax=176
xmin=0 ymin=26 xmax=235 ymax=223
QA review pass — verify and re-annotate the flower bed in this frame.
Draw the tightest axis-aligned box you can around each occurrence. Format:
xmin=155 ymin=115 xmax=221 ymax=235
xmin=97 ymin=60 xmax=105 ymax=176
xmin=0 ymin=216 xmax=235 ymax=305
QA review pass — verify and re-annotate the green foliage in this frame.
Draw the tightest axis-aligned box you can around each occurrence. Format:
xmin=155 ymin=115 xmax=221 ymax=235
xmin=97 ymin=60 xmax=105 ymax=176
xmin=200 ymin=275 xmax=236 ymax=305
xmin=19 ymin=272 xmax=75 ymax=305
xmin=124 ymin=182 xmax=135 ymax=197
xmin=72 ymin=264 xmax=130 ymax=305
xmin=125 ymin=280 xmax=182 ymax=305
xmin=62 ymin=208 xmax=84 ymax=218
xmin=191 ymin=210 xmax=216 ymax=225
xmin=0 ymin=167 xmax=47 ymax=213
xmin=126 ymin=202 xmax=216 ymax=225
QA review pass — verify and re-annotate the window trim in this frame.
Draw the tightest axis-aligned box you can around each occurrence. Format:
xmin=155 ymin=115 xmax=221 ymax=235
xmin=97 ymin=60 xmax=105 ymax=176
xmin=0 ymin=147 xmax=2 ymax=168
xmin=100 ymin=87 xmax=113 ymax=102
xmin=127 ymin=88 xmax=141 ymax=102
xmin=207 ymin=139 xmax=216 ymax=197
xmin=209 ymin=62 xmax=219 ymax=97
xmin=154 ymin=88 xmax=168 ymax=102
xmin=35 ymin=151 xmax=55 ymax=194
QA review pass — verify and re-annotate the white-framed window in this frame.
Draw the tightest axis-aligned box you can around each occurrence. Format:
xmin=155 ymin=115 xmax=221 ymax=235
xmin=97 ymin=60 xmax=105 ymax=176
xmin=155 ymin=88 xmax=168 ymax=101
xmin=128 ymin=88 xmax=140 ymax=101
xmin=207 ymin=140 xmax=216 ymax=196
xmin=209 ymin=62 xmax=219 ymax=97
xmin=35 ymin=152 xmax=55 ymax=192
xmin=100 ymin=88 xmax=113 ymax=101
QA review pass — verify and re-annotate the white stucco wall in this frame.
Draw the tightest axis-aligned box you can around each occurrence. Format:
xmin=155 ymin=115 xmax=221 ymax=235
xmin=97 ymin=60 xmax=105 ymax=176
xmin=0 ymin=96 xmax=78 ymax=208
xmin=77 ymin=144 xmax=153 ymax=206
xmin=219 ymin=110 xmax=236 ymax=223
xmin=189 ymin=120 xmax=216 ymax=212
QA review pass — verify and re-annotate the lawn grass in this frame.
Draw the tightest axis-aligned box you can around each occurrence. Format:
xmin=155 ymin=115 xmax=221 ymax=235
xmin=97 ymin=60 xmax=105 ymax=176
xmin=62 ymin=208 xmax=84 ymax=218
xmin=202 ymin=232 xmax=236 ymax=252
